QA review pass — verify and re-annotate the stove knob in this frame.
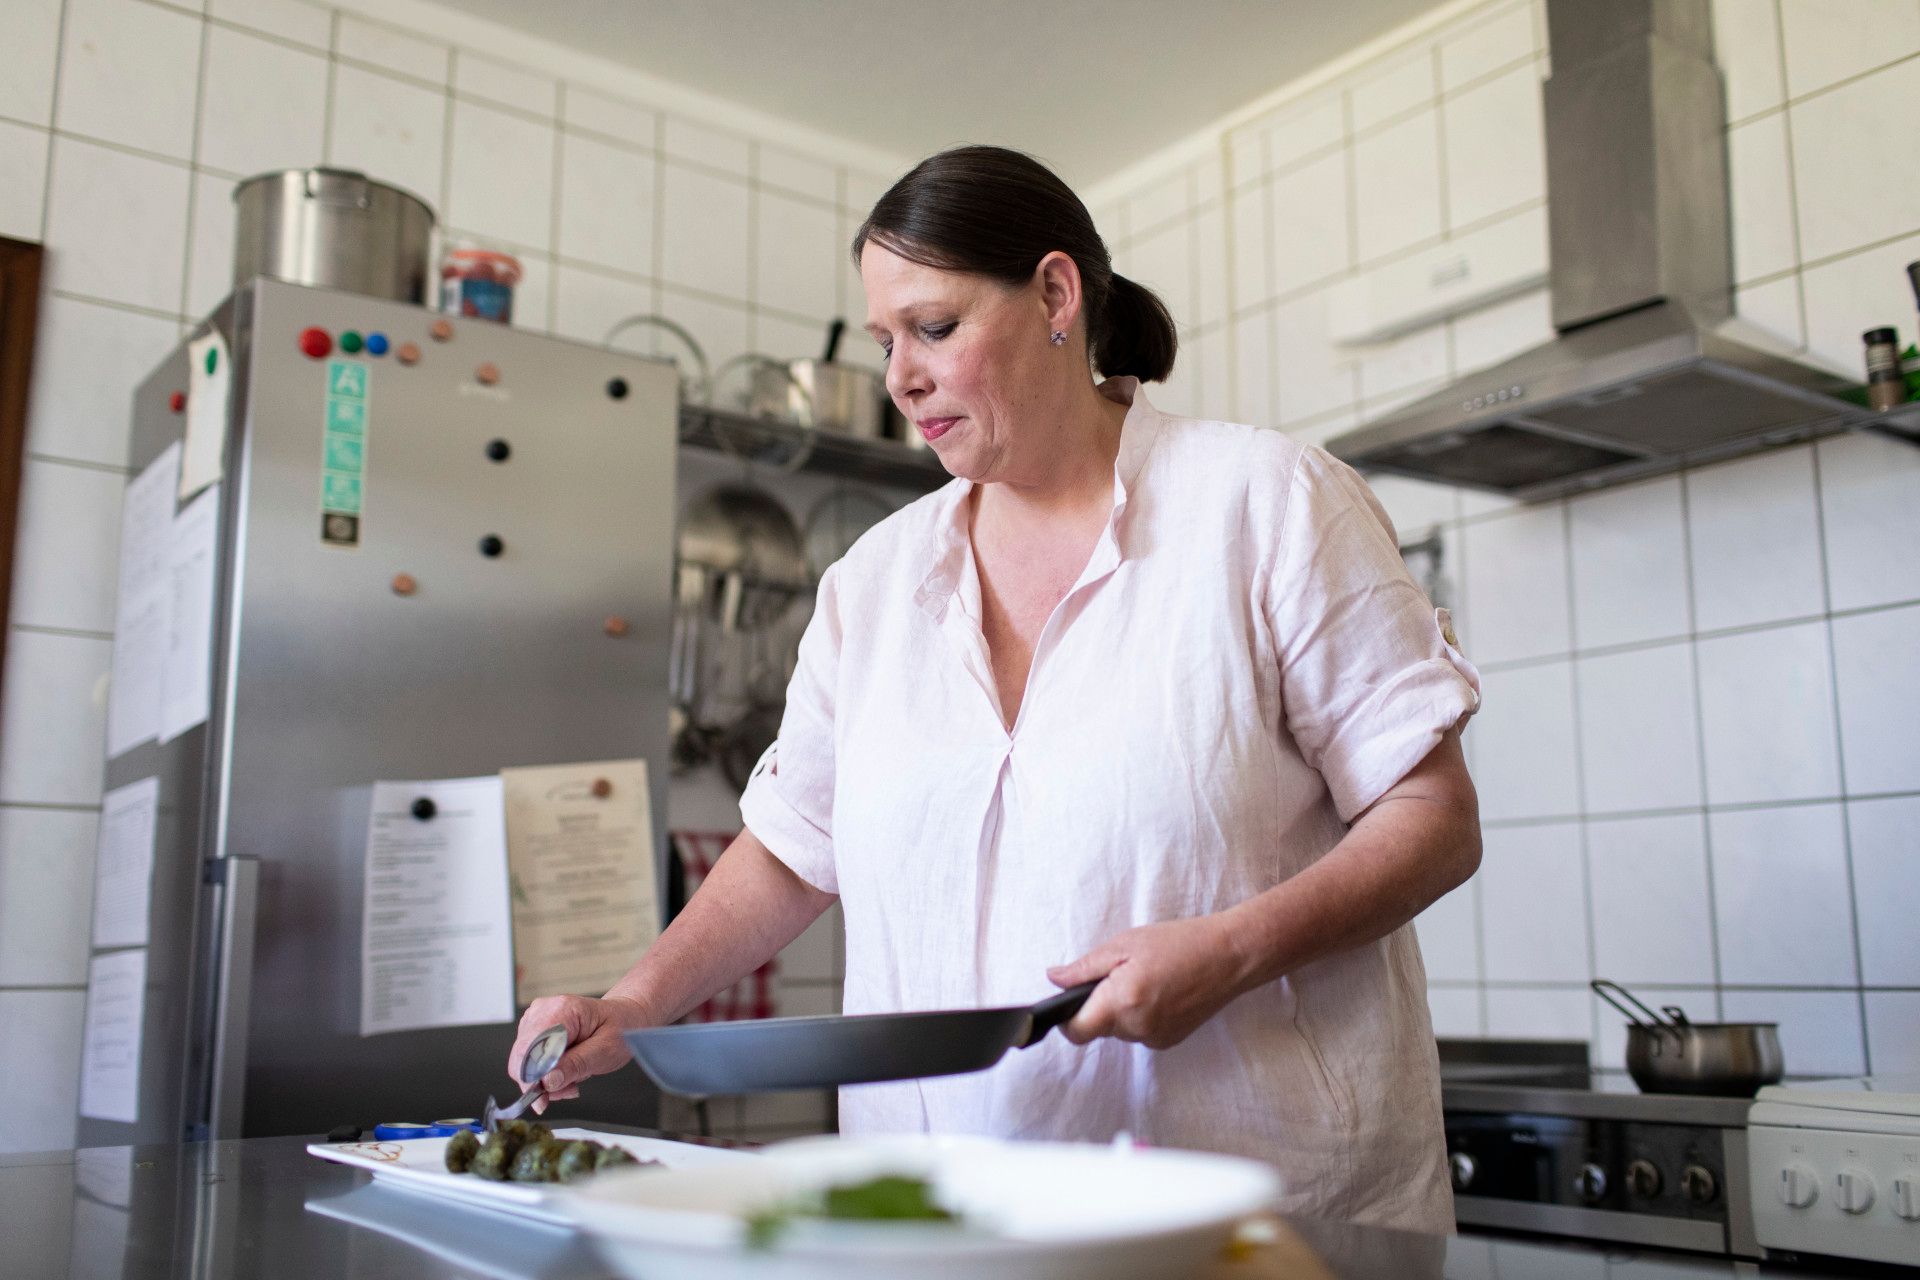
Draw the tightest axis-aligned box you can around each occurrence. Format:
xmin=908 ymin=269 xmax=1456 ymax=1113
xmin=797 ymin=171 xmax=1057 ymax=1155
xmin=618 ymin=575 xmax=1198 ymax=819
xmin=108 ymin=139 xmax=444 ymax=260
xmin=1835 ymin=1168 xmax=1876 ymax=1215
xmin=1680 ymin=1164 xmax=1718 ymax=1206
xmin=1779 ymin=1163 xmax=1819 ymax=1209
xmin=1574 ymin=1163 xmax=1608 ymax=1203
xmin=1626 ymin=1159 xmax=1663 ymax=1199
xmin=1892 ymin=1175 xmax=1920 ymax=1222
xmin=1449 ymin=1152 xmax=1476 ymax=1191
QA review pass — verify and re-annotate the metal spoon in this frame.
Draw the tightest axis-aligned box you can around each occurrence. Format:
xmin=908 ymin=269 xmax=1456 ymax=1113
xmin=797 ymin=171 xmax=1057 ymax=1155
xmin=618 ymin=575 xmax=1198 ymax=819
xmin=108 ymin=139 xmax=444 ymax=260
xmin=484 ymin=1024 xmax=568 ymax=1133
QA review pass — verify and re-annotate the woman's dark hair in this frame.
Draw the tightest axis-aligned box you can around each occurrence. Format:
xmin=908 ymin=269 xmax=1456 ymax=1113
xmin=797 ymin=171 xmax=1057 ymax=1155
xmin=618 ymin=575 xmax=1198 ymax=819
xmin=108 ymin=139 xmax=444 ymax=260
xmin=851 ymin=145 xmax=1176 ymax=383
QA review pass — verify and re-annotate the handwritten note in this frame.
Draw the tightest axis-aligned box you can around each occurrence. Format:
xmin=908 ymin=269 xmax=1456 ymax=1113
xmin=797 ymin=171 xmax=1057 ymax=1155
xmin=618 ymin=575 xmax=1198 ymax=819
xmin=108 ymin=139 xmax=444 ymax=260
xmin=106 ymin=445 xmax=180 ymax=759
xmin=359 ymin=778 xmax=516 ymax=1036
xmin=502 ymin=759 xmax=658 ymax=1004
xmin=79 ymin=949 xmax=147 ymax=1123
xmin=90 ymin=778 xmax=160 ymax=949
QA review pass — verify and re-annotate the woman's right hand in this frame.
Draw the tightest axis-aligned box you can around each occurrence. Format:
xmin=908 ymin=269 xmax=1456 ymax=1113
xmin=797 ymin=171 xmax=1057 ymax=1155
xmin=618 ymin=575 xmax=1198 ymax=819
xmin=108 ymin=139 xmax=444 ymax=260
xmin=506 ymin=994 xmax=653 ymax=1112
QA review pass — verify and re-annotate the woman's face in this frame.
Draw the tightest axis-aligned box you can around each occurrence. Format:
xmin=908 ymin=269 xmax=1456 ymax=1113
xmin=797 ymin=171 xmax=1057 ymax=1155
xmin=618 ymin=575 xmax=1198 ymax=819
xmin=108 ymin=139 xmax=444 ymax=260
xmin=860 ymin=243 xmax=1069 ymax=483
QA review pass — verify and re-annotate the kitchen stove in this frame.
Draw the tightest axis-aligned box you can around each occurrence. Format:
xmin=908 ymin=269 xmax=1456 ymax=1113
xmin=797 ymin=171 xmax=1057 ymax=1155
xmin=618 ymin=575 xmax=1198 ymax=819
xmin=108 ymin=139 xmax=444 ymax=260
xmin=1747 ymin=1074 xmax=1920 ymax=1267
xmin=1442 ymin=1049 xmax=1760 ymax=1258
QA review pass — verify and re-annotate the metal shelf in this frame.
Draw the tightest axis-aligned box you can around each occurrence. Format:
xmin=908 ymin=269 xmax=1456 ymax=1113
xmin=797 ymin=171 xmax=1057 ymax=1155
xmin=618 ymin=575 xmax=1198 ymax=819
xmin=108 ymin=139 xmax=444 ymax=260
xmin=677 ymin=405 xmax=950 ymax=492
xmin=1862 ymin=400 xmax=1920 ymax=449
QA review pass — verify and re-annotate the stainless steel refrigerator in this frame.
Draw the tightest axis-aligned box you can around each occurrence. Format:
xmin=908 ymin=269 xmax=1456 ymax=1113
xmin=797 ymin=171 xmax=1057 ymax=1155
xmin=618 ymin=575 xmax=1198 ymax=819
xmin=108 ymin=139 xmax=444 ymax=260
xmin=80 ymin=278 xmax=679 ymax=1144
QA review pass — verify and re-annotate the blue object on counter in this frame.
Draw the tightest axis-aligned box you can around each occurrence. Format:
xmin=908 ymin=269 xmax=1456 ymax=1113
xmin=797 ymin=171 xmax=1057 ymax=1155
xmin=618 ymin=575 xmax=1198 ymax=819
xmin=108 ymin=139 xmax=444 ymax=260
xmin=372 ymin=1119 xmax=482 ymax=1140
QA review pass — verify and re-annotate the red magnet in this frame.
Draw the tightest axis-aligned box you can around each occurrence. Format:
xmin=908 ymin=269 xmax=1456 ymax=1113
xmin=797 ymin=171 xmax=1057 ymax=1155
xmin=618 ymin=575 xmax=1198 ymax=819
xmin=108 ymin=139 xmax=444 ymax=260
xmin=299 ymin=327 xmax=332 ymax=359
xmin=168 ymin=391 xmax=186 ymax=413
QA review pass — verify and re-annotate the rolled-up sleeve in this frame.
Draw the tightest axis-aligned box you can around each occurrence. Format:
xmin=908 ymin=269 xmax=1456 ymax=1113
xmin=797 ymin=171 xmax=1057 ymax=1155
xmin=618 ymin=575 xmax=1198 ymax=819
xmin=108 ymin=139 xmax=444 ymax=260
xmin=737 ymin=562 xmax=842 ymax=894
xmin=1264 ymin=445 xmax=1481 ymax=823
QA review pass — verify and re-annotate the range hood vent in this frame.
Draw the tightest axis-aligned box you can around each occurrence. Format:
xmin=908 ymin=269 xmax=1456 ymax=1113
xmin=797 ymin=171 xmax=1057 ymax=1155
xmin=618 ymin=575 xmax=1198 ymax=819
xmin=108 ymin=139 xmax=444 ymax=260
xmin=1327 ymin=0 xmax=1864 ymax=501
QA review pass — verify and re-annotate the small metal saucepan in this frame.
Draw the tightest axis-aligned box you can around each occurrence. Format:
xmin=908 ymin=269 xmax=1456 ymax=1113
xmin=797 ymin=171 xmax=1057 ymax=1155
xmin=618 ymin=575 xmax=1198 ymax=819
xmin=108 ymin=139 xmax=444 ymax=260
xmin=1592 ymin=979 xmax=1784 ymax=1097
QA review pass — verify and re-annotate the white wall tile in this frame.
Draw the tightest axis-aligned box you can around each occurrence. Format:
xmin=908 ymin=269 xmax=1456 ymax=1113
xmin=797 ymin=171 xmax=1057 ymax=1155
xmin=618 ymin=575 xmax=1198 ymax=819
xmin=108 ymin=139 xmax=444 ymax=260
xmin=1228 ymin=184 xmax=1270 ymax=307
xmin=1350 ymin=48 xmax=1436 ymax=133
xmin=562 ymin=86 xmax=655 ymax=145
xmin=756 ymin=312 xmax=826 ymax=363
xmin=1231 ymin=310 xmax=1275 ymax=426
xmin=757 ymin=147 xmax=836 ymax=205
xmin=843 ymin=170 xmax=890 ymax=212
xmin=1711 ymin=0 xmax=1785 ymax=121
xmin=1193 ymin=152 xmax=1225 ymax=208
xmin=1452 ymin=285 xmax=1552 ymax=374
xmin=447 ymin=99 xmax=555 ymax=251
xmin=1129 ymin=219 xmax=1194 ymax=331
xmin=506 ymin=250 xmax=550 ymax=332
xmin=1587 ymin=814 xmax=1717 ymax=985
xmin=1710 ymin=803 xmax=1857 ymax=986
xmin=1799 ymin=230 xmax=1920 ymax=372
xmin=1263 ymin=95 xmax=1345 ymax=173
xmin=1485 ymin=986 xmax=1591 ymax=1042
xmin=662 ymin=117 xmax=749 ymax=179
xmin=0 ymin=991 xmax=83 ymax=1154
xmin=0 ymin=0 xmax=63 ymax=125
xmin=1686 ymin=445 xmax=1826 ymax=632
xmin=53 ymin=0 xmax=201 ymax=161
xmin=1724 ymin=989 xmax=1865 ymax=1078
xmin=1192 ymin=325 xmax=1232 ymax=422
xmin=1461 ymin=504 xmax=1570 ymax=663
xmin=1442 ymin=63 xmax=1545 ymax=230
xmin=1271 ymin=287 xmax=1356 ymax=425
xmin=1128 ymin=173 xmax=1189 ymax=237
xmin=1728 ymin=114 xmax=1798 ymax=284
xmin=1470 ymin=662 xmax=1581 ymax=822
xmin=25 ymin=298 xmax=177 ymax=467
xmin=326 ymin=65 xmax=447 ymax=209
xmin=1416 ymin=877 xmax=1481 ymax=982
xmin=184 ymin=171 xmax=238 ymax=320
xmin=0 ymin=807 xmax=97 ymax=986
xmin=1193 ymin=204 xmax=1230 ymax=331
xmin=8 ymin=460 xmax=124 ymax=634
xmin=1830 ymin=603 xmax=1920 ymax=795
xmin=1441 ymin=1 xmax=1536 ymax=90
xmin=755 ymin=190 xmax=838 ymax=322
xmin=209 ymin=0 xmax=331 ymax=50
xmin=556 ymin=132 xmax=655 ymax=277
xmin=1593 ymin=985 xmax=1719 ymax=1070
xmin=655 ymin=287 xmax=750 ymax=383
xmin=1479 ymin=823 xmax=1589 ymax=981
xmin=0 ymin=630 xmax=112 ymax=805
xmin=1696 ymin=621 xmax=1841 ymax=805
xmin=1732 ymin=276 xmax=1805 ymax=350
xmin=1269 ymin=150 xmax=1349 ymax=294
xmin=336 ymin=16 xmax=448 ymax=85
xmin=197 ymin=25 xmax=329 ymax=179
xmin=42 ymin=138 xmax=190 ymax=313
xmin=1865 ymin=992 xmax=1920 ymax=1075
xmin=1818 ymin=430 xmax=1920 ymax=612
xmin=1427 ymin=986 xmax=1484 ymax=1037
xmin=1353 ymin=109 xmax=1443 ymax=262
xmin=453 ymin=50 xmax=557 ymax=119
xmin=550 ymin=264 xmax=653 ymax=350
xmin=1778 ymin=0 xmax=1920 ymax=98
xmin=1568 ymin=476 xmax=1690 ymax=649
xmin=1788 ymin=59 xmax=1920 ymax=264
xmin=1227 ymin=123 xmax=1263 ymax=189
xmin=659 ymin=163 xmax=749 ymax=301
xmin=1575 ymin=644 xmax=1702 ymax=814
xmin=1848 ymin=795 xmax=1920 ymax=985
xmin=0 ymin=121 xmax=49 ymax=241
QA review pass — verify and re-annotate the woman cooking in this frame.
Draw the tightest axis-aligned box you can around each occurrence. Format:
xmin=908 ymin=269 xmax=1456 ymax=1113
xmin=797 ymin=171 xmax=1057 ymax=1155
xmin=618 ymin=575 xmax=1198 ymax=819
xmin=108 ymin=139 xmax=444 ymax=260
xmin=510 ymin=145 xmax=1483 ymax=1233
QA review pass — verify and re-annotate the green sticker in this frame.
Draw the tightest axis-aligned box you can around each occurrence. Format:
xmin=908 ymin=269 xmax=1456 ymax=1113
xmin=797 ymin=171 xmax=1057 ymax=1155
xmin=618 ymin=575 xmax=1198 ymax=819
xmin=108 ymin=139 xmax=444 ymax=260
xmin=327 ymin=361 xmax=368 ymax=400
xmin=205 ymin=346 xmax=218 ymax=375
xmin=322 ymin=470 xmax=362 ymax=513
xmin=324 ymin=433 xmax=364 ymax=471
xmin=326 ymin=398 xmax=367 ymax=434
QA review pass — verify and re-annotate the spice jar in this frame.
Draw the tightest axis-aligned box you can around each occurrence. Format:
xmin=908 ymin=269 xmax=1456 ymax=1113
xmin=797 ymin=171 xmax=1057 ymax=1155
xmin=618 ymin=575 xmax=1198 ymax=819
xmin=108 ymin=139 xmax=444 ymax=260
xmin=439 ymin=242 xmax=522 ymax=325
xmin=1863 ymin=327 xmax=1904 ymax=412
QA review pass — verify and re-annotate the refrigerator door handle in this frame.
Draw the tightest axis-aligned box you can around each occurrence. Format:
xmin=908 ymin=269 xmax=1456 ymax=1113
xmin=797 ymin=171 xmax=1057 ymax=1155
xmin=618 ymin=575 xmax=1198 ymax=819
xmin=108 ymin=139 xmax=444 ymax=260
xmin=208 ymin=856 xmax=259 ymax=1139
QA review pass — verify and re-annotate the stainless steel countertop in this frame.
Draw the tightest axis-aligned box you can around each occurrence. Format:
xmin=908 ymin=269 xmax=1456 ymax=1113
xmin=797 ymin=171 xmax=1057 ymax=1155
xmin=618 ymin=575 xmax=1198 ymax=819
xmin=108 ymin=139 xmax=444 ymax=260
xmin=0 ymin=1133 xmax=1873 ymax=1279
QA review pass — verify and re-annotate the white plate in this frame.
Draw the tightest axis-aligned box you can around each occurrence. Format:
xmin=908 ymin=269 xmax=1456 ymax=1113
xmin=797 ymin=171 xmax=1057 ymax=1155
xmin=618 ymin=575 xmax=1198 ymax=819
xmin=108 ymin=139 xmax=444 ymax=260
xmin=306 ymin=1128 xmax=752 ymax=1225
xmin=563 ymin=1134 xmax=1282 ymax=1280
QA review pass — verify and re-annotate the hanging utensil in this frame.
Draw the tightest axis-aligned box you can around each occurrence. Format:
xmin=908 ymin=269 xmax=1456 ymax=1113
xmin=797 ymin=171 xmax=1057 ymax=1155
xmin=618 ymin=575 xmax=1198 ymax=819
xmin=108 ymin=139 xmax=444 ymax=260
xmin=1591 ymin=979 xmax=1784 ymax=1097
xmin=602 ymin=314 xmax=710 ymax=404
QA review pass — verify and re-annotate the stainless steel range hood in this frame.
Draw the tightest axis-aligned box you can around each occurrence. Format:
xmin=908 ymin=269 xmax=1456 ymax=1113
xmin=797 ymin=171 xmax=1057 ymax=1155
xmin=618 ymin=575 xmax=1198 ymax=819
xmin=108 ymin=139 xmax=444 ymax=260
xmin=1327 ymin=0 xmax=1865 ymax=500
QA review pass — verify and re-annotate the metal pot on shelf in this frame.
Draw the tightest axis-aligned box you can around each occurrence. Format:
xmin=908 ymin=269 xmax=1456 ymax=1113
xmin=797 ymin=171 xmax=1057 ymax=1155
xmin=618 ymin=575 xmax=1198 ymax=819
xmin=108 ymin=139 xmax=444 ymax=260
xmin=232 ymin=168 xmax=436 ymax=302
xmin=1592 ymin=979 xmax=1784 ymax=1097
xmin=758 ymin=319 xmax=889 ymax=439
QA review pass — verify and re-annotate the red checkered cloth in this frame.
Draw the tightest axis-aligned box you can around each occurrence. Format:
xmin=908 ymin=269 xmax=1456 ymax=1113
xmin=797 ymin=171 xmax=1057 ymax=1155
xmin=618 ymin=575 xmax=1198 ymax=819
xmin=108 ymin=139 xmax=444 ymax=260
xmin=671 ymin=829 xmax=777 ymax=1022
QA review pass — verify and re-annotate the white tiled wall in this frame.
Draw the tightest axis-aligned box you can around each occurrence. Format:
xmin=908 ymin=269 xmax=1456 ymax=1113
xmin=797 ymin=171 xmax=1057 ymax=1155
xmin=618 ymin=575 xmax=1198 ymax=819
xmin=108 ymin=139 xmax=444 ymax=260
xmin=1090 ymin=0 xmax=1920 ymax=1076
xmin=0 ymin=0 xmax=902 ymax=1152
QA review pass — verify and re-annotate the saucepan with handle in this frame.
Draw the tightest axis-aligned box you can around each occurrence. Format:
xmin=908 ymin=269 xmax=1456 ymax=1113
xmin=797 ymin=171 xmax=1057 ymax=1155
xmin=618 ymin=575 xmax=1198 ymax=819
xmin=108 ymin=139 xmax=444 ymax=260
xmin=1592 ymin=979 xmax=1783 ymax=1097
xmin=623 ymin=982 xmax=1099 ymax=1094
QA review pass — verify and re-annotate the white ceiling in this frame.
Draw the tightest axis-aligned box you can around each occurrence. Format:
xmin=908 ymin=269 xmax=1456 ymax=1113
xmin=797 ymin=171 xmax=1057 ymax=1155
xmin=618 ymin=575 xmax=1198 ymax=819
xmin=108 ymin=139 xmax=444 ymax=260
xmin=432 ymin=0 xmax=1450 ymax=186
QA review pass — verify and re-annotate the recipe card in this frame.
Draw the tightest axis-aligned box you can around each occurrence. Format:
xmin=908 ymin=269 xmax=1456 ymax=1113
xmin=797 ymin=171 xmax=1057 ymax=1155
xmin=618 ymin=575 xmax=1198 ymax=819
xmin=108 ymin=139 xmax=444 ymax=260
xmin=502 ymin=759 xmax=658 ymax=1005
xmin=359 ymin=777 xmax=516 ymax=1036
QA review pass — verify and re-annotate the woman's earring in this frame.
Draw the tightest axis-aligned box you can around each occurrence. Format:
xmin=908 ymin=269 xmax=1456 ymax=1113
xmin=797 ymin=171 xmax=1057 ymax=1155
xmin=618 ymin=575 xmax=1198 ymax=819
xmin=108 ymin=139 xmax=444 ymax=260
xmin=1049 ymin=330 xmax=1066 ymax=346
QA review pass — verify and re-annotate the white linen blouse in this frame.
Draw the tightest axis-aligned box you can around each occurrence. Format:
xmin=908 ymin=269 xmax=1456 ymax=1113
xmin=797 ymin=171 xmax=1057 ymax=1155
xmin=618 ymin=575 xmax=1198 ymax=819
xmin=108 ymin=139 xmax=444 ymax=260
xmin=739 ymin=377 xmax=1481 ymax=1232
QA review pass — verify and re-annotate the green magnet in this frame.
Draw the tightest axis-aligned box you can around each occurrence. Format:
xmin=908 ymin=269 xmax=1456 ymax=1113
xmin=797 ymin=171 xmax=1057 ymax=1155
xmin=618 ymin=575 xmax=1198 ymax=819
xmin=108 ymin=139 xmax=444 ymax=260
xmin=339 ymin=330 xmax=364 ymax=354
xmin=204 ymin=346 xmax=218 ymax=375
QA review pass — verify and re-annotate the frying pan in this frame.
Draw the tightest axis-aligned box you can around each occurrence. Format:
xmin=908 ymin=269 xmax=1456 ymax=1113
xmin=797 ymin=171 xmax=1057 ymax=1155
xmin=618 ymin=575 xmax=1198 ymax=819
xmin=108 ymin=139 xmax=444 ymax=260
xmin=623 ymin=982 xmax=1099 ymax=1095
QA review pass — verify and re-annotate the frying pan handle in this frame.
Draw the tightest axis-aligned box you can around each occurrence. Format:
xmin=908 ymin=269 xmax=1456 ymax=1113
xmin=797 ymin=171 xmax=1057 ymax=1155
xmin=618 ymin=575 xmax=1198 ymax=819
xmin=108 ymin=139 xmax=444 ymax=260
xmin=1022 ymin=982 xmax=1100 ymax=1048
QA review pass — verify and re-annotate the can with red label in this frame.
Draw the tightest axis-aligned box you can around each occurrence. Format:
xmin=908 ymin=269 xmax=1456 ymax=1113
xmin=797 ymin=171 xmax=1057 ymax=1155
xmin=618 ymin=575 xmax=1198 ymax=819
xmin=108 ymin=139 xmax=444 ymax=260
xmin=439 ymin=243 xmax=521 ymax=324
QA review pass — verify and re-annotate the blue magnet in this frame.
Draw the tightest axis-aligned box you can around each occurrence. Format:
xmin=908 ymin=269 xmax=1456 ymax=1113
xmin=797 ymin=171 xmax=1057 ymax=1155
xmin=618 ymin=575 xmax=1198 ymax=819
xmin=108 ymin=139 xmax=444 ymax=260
xmin=365 ymin=332 xmax=391 ymax=356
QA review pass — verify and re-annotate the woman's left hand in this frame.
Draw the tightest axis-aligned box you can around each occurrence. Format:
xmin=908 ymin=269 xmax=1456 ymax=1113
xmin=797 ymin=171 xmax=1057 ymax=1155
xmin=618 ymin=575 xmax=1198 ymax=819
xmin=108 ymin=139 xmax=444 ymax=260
xmin=1045 ymin=913 xmax=1252 ymax=1050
